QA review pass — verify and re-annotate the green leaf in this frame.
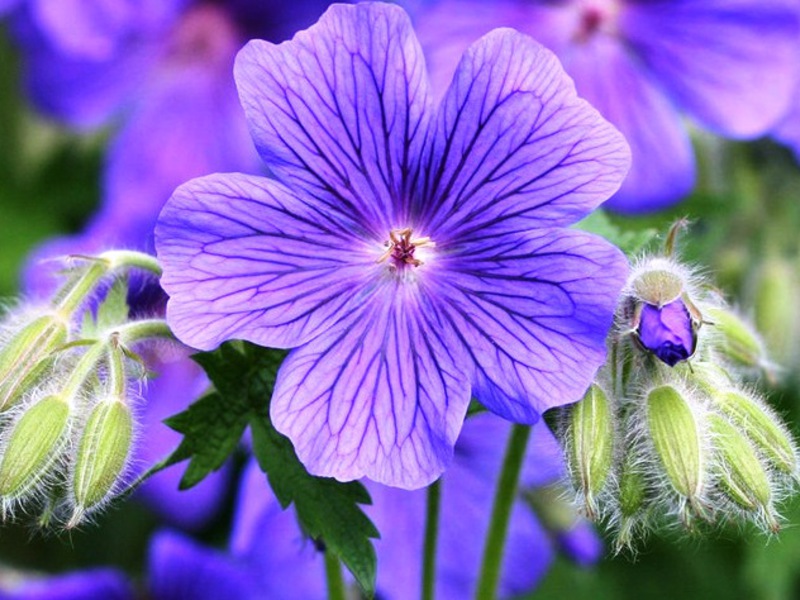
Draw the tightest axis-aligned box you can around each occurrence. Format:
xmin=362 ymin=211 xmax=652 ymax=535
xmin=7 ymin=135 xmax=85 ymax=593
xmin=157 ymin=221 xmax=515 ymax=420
xmin=160 ymin=341 xmax=379 ymax=596
xmin=575 ymin=210 xmax=658 ymax=257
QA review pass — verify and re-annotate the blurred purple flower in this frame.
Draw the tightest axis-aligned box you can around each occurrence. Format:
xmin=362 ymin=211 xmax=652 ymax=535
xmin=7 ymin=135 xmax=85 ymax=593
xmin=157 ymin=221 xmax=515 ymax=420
xmin=156 ymin=2 xmax=629 ymax=488
xmin=0 ymin=570 xmax=134 ymax=600
xmin=408 ymin=0 xmax=800 ymax=213
xmin=637 ymin=297 xmax=695 ymax=366
xmin=368 ymin=414 xmax=602 ymax=599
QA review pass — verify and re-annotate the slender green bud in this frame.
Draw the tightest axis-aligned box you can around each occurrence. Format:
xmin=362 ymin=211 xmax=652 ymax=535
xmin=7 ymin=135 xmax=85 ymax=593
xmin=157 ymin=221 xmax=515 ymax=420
xmin=711 ymin=390 xmax=796 ymax=476
xmin=754 ymin=258 xmax=797 ymax=365
xmin=705 ymin=306 xmax=766 ymax=370
xmin=614 ymin=456 xmax=648 ymax=553
xmin=70 ymin=398 xmax=133 ymax=524
xmin=710 ymin=415 xmax=773 ymax=514
xmin=646 ymin=386 xmax=706 ymax=510
xmin=0 ymin=314 xmax=68 ymax=412
xmin=565 ymin=384 xmax=614 ymax=519
xmin=0 ymin=395 xmax=70 ymax=499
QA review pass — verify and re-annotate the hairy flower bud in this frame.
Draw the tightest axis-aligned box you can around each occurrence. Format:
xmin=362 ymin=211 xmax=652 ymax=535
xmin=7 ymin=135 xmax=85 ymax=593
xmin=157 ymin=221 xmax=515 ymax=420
xmin=705 ymin=306 xmax=766 ymax=371
xmin=710 ymin=415 xmax=775 ymax=528
xmin=754 ymin=257 xmax=798 ymax=366
xmin=614 ymin=455 xmax=648 ymax=553
xmin=645 ymin=385 xmax=707 ymax=517
xmin=0 ymin=395 xmax=71 ymax=501
xmin=565 ymin=384 xmax=614 ymax=519
xmin=70 ymin=398 xmax=133 ymax=525
xmin=711 ymin=390 xmax=796 ymax=476
xmin=0 ymin=314 xmax=68 ymax=412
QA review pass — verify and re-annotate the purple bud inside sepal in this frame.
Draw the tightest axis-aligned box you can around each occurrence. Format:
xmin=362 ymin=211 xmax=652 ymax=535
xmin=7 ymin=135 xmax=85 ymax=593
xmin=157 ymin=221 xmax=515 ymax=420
xmin=637 ymin=298 xmax=696 ymax=366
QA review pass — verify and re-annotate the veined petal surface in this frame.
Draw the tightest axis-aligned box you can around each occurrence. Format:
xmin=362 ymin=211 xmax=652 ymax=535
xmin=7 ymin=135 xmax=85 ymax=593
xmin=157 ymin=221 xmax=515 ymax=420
xmin=271 ymin=280 xmax=471 ymax=488
xmin=419 ymin=28 xmax=630 ymax=236
xmin=440 ymin=228 xmax=627 ymax=421
xmin=234 ymin=2 xmax=433 ymax=235
xmin=156 ymin=172 xmax=379 ymax=351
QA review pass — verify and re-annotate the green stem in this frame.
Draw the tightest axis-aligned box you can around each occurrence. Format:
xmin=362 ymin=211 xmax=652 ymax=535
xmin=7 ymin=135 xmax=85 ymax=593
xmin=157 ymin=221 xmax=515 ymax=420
xmin=474 ymin=424 xmax=532 ymax=600
xmin=100 ymin=250 xmax=162 ymax=277
xmin=61 ymin=342 xmax=107 ymax=401
xmin=107 ymin=344 xmax=126 ymax=398
xmin=422 ymin=478 xmax=442 ymax=600
xmin=115 ymin=319 xmax=175 ymax=345
xmin=55 ymin=261 xmax=109 ymax=316
xmin=324 ymin=549 xmax=347 ymax=600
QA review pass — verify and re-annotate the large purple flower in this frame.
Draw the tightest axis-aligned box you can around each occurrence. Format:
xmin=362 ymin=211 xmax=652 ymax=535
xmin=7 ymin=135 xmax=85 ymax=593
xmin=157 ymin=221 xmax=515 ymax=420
xmin=156 ymin=2 xmax=630 ymax=488
xmin=408 ymin=0 xmax=800 ymax=213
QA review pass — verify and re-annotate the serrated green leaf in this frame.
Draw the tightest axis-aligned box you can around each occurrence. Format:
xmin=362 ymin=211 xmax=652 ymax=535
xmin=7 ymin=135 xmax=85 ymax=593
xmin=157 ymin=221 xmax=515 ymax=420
xmin=160 ymin=341 xmax=378 ymax=596
xmin=575 ymin=210 xmax=657 ymax=257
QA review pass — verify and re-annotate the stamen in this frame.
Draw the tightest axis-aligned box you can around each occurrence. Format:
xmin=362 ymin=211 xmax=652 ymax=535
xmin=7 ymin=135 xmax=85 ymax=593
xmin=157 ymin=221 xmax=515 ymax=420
xmin=377 ymin=228 xmax=435 ymax=271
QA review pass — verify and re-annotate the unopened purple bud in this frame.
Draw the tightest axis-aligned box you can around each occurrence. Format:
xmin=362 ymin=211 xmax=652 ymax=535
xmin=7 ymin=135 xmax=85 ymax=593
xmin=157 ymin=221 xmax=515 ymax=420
xmin=637 ymin=298 xmax=696 ymax=366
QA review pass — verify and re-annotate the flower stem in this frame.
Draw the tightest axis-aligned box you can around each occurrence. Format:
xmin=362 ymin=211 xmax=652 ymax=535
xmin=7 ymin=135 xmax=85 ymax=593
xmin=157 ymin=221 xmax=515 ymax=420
xmin=422 ymin=478 xmax=442 ymax=600
xmin=324 ymin=549 xmax=347 ymax=600
xmin=474 ymin=424 xmax=532 ymax=600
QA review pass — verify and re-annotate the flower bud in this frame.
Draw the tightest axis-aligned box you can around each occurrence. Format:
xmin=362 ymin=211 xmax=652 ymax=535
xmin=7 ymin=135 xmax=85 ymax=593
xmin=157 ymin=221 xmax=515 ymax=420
xmin=710 ymin=415 xmax=774 ymax=524
xmin=0 ymin=314 xmax=68 ymax=412
xmin=614 ymin=457 xmax=648 ymax=553
xmin=636 ymin=297 xmax=697 ymax=366
xmin=565 ymin=384 xmax=614 ymax=519
xmin=705 ymin=306 xmax=766 ymax=371
xmin=0 ymin=395 xmax=71 ymax=500
xmin=710 ymin=390 xmax=796 ymax=476
xmin=645 ymin=385 xmax=706 ymax=514
xmin=753 ymin=257 xmax=798 ymax=366
xmin=70 ymin=398 xmax=133 ymax=524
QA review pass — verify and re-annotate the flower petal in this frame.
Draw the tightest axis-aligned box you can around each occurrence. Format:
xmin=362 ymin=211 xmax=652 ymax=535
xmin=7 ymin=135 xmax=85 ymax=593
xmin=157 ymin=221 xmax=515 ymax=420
xmin=229 ymin=460 xmax=327 ymax=600
xmin=418 ymin=28 xmax=629 ymax=237
xmin=233 ymin=2 xmax=433 ymax=235
xmin=156 ymin=172 xmax=379 ymax=351
xmin=440 ymin=228 xmax=627 ymax=422
xmin=563 ymin=35 xmax=694 ymax=213
xmin=271 ymin=281 xmax=471 ymax=488
xmin=148 ymin=531 xmax=257 ymax=600
xmin=622 ymin=0 xmax=800 ymax=137
xmin=10 ymin=570 xmax=134 ymax=600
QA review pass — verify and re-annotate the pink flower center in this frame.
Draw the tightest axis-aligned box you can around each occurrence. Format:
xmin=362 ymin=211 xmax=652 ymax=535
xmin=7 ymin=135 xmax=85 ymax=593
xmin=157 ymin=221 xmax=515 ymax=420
xmin=167 ymin=4 xmax=240 ymax=68
xmin=574 ymin=0 xmax=619 ymax=42
xmin=378 ymin=228 xmax=435 ymax=272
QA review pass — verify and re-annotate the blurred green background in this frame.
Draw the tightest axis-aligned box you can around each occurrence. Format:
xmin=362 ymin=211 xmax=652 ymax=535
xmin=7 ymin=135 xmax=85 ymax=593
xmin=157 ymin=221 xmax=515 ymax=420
xmin=3 ymin=20 xmax=800 ymax=600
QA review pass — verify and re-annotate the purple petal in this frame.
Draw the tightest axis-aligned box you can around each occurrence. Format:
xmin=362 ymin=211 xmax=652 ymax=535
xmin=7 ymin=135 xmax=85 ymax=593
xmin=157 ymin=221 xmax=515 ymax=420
xmin=562 ymin=34 xmax=694 ymax=213
xmin=8 ymin=570 xmax=134 ymax=600
xmin=134 ymin=357 xmax=230 ymax=530
xmin=156 ymin=173 xmax=380 ymax=352
xmin=29 ymin=0 xmax=186 ymax=61
xmin=556 ymin=521 xmax=604 ymax=567
xmin=367 ymin=416 xmax=555 ymax=599
xmin=229 ymin=460 xmax=327 ymax=599
xmin=271 ymin=280 xmax=471 ymax=488
xmin=622 ymin=0 xmax=800 ymax=137
xmin=773 ymin=86 xmax=800 ymax=158
xmin=102 ymin=60 xmax=260 ymax=255
xmin=148 ymin=531 xmax=257 ymax=600
xmin=440 ymin=229 xmax=627 ymax=422
xmin=233 ymin=2 xmax=433 ymax=236
xmin=418 ymin=28 xmax=630 ymax=236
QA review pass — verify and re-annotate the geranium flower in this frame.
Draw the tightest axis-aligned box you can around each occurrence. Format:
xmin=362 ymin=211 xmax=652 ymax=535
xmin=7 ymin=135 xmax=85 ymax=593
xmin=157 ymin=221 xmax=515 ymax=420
xmin=156 ymin=2 xmax=630 ymax=488
xmin=408 ymin=0 xmax=800 ymax=213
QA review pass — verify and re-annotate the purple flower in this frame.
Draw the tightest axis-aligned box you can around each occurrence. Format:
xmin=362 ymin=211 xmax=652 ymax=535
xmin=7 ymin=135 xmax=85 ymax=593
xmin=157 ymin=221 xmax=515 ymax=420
xmin=408 ymin=0 xmax=800 ymax=213
xmin=156 ymin=2 xmax=629 ymax=488
xmin=636 ymin=297 xmax=696 ymax=366
xmin=0 ymin=570 xmax=134 ymax=600
xmin=368 ymin=415 xmax=602 ymax=599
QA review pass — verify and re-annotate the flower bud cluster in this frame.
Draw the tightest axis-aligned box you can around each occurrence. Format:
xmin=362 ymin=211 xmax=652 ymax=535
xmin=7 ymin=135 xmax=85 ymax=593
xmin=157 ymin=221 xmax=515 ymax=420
xmin=558 ymin=231 xmax=797 ymax=553
xmin=0 ymin=252 xmax=168 ymax=528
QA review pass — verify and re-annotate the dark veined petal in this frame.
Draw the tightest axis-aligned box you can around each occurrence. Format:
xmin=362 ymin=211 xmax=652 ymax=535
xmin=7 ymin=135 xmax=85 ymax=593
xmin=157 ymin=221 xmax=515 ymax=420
xmin=156 ymin=172 xmax=380 ymax=351
xmin=439 ymin=228 xmax=627 ymax=422
xmin=622 ymin=0 xmax=800 ymax=137
xmin=148 ymin=531 xmax=257 ymax=600
xmin=229 ymin=460 xmax=326 ymax=600
xmin=233 ymin=2 xmax=433 ymax=235
xmin=271 ymin=280 xmax=471 ymax=489
xmin=417 ymin=28 xmax=629 ymax=237
xmin=563 ymin=35 xmax=694 ymax=213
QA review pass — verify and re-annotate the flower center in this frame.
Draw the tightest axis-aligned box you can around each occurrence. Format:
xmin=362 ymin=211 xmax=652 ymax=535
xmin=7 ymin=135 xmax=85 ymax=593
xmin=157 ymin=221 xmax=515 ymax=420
xmin=167 ymin=4 xmax=240 ymax=68
xmin=377 ymin=228 xmax=435 ymax=272
xmin=574 ymin=0 xmax=619 ymax=42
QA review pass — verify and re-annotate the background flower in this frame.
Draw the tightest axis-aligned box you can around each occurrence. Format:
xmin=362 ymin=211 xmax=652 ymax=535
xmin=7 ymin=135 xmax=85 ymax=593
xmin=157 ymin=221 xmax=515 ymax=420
xmin=407 ymin=0 xmax=800 ymax=213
